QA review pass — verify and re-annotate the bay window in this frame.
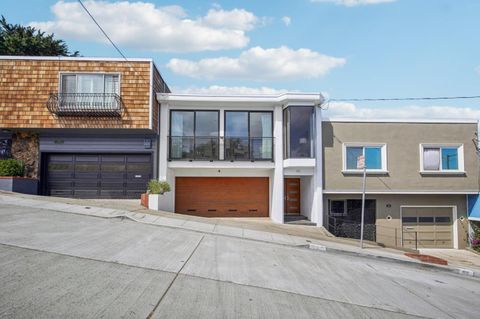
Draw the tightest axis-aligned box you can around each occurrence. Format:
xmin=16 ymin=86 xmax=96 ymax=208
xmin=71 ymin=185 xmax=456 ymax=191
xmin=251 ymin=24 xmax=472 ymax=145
xmin=283 ymin=106 xmax=315 ymax=158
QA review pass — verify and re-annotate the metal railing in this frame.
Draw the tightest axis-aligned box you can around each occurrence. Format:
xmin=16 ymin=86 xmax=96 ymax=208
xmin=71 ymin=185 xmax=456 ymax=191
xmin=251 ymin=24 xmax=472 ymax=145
xmin=47 ymin=93 xmax=123 ymax=117
xmin=224 ymin=136 xmax=274 ymax=161
xmin=168 ymin=136 xmax=274 ymax=161
xmin=328 ymin=216 xmax=426 ymax=250
xmin=328 ymin=216 xmax=376 ymax=242
xmin=169 ymin=136 xmax=220 ymax=161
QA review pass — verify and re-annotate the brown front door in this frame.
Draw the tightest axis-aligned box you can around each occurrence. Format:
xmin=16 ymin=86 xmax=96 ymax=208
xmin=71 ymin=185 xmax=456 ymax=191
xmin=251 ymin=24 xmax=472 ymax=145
xmin=284 ymin=178 xmax=300 ymax=215
xmin=175 ymin=177 xmax=269 ymax=217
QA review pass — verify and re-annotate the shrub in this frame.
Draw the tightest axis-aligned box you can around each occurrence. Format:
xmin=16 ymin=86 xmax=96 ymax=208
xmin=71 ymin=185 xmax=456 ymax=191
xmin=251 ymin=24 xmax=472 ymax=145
xmin=0 ymin=159 xmax=24 ymax=176
xmin=147 ymin=179 xmax=171 ymax=195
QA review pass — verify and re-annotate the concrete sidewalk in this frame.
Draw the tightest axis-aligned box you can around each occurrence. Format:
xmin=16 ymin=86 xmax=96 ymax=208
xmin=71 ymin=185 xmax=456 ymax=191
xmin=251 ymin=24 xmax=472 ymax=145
xmin=1 ymin=191 xmax=479 ymax=277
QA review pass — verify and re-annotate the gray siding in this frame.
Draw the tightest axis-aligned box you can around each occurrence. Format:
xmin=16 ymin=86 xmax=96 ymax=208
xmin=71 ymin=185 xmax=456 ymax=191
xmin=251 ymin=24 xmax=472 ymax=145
xmin=40 ymin=135 xmax=156 ymax=153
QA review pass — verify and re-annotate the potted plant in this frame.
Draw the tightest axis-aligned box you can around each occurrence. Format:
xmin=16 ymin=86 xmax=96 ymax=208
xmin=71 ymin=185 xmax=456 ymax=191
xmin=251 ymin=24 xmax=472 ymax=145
xmin=0 ymin=159 xmax=37 ymax=194
xmin=146 ymin=179 xmax=171 ymax=211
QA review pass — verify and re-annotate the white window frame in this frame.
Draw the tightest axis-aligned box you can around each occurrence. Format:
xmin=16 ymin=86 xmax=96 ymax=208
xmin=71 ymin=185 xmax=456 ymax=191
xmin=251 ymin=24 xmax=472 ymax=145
xmin=58 ymin=72 xmax=121 ymax=95
xmin=342 ymin=143 xmax=388 ymax=174
xmin=419 ymin=143 xmax=464 ymax=174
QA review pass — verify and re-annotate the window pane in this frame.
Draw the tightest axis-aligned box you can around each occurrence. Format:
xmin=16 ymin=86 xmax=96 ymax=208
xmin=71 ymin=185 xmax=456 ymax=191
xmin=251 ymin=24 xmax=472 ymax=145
xmin=250 ymin=112 xmax=273 ymax=160
xmin=423 ymin=148 xmax=440 ymax=170
xmin=170 ymin=111 xmax=194 ymax=159
xmin=346 ymin=147 xmax=363 ymax=169
xmin=77 ymin=74 xmax=104 ymax=93
xmin=225 ymin=112 xmax=248 ymax=137
xmin=441 ymin=148 xmax=458 ymax=170
xmin=330 ymin=200 xmax=345 ymax=216
xmin=195 ymin=111 xmax=218 ymax=137
xmin=61 ymin=75 xmax=76 ymax=94
xmin=288 ymin=106 xmax=314 ymax=158
xmin=195 ymin=111 xmax=219 ymax=160
xmin=104 ymin=75 xmax=119 ymax=94
xmin=365 ymin=147 xmax=382 ymax=169
xmin=225 ymin=112 xmax=249 ymax=160
xmin=171 ymin=111 xmax=194 ymax=136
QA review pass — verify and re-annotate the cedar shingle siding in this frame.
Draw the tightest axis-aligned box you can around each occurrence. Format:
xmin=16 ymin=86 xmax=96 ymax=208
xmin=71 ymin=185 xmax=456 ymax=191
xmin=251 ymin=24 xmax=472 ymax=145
xmin=0 ymin=58 xmax=165 ymax=131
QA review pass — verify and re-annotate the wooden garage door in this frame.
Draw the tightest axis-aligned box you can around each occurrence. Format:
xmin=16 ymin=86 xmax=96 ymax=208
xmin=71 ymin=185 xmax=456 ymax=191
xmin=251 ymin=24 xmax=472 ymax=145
xmin=175 ymin=177 xmax=269 ymax=217
xmin=402 ymin=207 xmax=453 ymax=249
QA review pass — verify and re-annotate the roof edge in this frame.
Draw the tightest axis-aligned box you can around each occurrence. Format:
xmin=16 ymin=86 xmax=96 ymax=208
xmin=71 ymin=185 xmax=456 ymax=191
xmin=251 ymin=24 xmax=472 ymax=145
xmin=322 ymin=118 xmax=479 ymax=124
xmin=0 ymin=55 xmax=152 ymax=62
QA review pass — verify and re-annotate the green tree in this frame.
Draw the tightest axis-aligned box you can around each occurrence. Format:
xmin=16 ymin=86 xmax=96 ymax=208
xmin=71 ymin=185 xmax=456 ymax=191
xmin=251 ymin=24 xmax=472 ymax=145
xmin=0 ymin=16 xmax=79 ymax=56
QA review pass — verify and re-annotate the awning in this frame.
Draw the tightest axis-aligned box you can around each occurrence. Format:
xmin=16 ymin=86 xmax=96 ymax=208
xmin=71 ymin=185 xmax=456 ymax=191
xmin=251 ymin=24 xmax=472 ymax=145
xmin=467 ymin=194 xmax=480 ymax=221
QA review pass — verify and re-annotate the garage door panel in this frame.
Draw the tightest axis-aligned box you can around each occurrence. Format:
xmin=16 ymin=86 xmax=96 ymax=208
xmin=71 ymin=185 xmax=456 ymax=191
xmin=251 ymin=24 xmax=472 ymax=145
xmin=46 ymin=153 xmax=152 ymax=199
xmin=402 ymin=207 xmax=453 ymax=249
xmin=175 ymin=177 xmax=269 ymax=218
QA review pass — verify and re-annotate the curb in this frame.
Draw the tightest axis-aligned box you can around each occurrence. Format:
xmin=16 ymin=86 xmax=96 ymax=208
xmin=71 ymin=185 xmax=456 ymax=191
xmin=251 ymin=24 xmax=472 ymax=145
xmin=306 ymin=243 xmax=480 ymax=279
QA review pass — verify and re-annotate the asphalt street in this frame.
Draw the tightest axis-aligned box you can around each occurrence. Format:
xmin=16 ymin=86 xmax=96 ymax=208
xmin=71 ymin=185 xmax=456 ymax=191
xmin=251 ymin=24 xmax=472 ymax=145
xmin=0 ymin=203 xmax=478 ymax=318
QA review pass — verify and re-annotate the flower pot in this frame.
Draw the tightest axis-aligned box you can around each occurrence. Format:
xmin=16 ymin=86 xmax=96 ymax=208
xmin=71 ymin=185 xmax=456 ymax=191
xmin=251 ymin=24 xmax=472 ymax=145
xmin=0 ymin=176 xmax=38 ymax=195
xmin=148 ymin=194 xmax=163 ymax=210
xmin=140 ymin=193 xmax=149 ymax=208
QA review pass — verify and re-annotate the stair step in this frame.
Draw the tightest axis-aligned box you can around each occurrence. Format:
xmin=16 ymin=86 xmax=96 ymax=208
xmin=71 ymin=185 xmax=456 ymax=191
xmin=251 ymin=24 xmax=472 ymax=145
xmin=284 ymin=215 xmax=317 ymax=226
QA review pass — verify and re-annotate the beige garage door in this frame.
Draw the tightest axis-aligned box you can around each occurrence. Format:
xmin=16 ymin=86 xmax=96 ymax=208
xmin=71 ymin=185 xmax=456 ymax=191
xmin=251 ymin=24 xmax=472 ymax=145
xmin=402 ymin=207 xmax=453 ymax=249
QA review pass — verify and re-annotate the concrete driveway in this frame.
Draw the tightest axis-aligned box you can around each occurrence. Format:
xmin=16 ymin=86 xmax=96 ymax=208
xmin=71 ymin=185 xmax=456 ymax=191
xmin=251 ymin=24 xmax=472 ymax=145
xmin=0 ymin=203 xmax=479 ymax=318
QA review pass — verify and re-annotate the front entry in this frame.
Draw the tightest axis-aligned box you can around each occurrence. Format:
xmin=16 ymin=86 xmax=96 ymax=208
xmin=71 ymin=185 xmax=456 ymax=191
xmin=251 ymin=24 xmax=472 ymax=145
xmin=284 ymin=178 xmax=300 ymax=215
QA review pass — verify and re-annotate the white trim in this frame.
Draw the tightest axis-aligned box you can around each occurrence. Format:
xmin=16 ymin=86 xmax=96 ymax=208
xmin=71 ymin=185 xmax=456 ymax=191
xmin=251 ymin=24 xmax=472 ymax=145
xmin=283 ymin=158 xmax=316 ymax=168
xmin=157 ymin=92 xmax=324 ymax=105
xmin=400 ymin=205 xmax=458 ymax=249
xmin=323 ymin=190 xmax=479 ymax=194
xmin=323 ymin=118 xmax=478 ymax=124
xmin=58 ymin=72 xmax=121 ymax=96
xmin=469 ymin=217 xmax=480 ymax=221
xmin=149 ymin=61 xmax=153 ymax=130
xmin=0 ymin=55 xmax=152 ymax=62
xmin=168 ymin=161 xmax=275 ymax=169
xmin=419 ymin=143 xmax=465 ymax=174
xmin=342 ymin=143 xmax=387 ymax=173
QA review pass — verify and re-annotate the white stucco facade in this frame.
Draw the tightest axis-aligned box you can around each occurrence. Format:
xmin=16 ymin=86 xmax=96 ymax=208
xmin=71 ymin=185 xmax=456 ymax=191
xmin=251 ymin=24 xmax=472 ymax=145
xmin=155 ymin=93 xmax=324 ymax=225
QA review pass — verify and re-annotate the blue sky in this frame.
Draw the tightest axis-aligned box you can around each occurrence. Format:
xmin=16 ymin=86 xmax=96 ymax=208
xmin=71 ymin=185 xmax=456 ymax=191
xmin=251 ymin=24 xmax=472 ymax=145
xmin=2 ymin=0 xmax=480 ymax=119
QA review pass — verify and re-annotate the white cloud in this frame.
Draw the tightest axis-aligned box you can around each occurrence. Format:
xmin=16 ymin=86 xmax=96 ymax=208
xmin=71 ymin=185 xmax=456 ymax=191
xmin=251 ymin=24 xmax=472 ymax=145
xmin=282 ymin=16 xmax=291 ymax=26
xmin=324 ymin=101 xmax=480 ymax=122
xmin=172 ymin=85 xmax=290 ymax=95
xmin=311 ymin=0 xmax=396 ymax=7
xmin=166 ymin=46 xmax=346 ymax=81
xmin=202 ymin=8 xmax=258 ymax=31
xmin=29 ymin=1 xmax=259 ymax=52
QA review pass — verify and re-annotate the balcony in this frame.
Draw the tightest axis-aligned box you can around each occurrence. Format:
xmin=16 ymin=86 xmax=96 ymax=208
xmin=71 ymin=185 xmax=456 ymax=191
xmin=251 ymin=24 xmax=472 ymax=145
xmin=47 ymin=93 xmax=123 ymax=117
xmin=168 ymin=136 xmax=274 ymax=161
xmin=169 ymin=136 xmax=220 ymax=161
xmin=224 ymin=137 xmax=273 ymax=161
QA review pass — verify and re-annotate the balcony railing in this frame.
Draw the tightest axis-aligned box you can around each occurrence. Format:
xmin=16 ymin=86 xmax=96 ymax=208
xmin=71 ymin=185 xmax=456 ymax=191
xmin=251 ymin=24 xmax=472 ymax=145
xmin=224 ymin=137 xmax=273 ymax=161
xmin=169 ymin=136 xmax=220 ymax=161
xmin=168 ymin=136 xmax=274 ymax=161
xmin=47 ymin=93 xmax=123 ymax=117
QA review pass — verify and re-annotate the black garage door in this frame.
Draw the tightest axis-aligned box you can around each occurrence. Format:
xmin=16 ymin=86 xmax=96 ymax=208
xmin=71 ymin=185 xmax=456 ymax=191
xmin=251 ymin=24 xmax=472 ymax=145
xmin=45 ymin=154 xmax=152 ymax=199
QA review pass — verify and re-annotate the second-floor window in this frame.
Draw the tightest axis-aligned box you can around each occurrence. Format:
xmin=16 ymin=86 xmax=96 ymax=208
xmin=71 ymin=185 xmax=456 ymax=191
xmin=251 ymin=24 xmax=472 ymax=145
xmin=225 ymin=111 xmax=273 ymax=161
xmin=283 ymin=106 xmax=315 ymax=159
xmin=343 ymin=144 xmax=387 ymax=172
xmin=60 ymin=73 xmax=120 ymax=110
xmin=420 ymin=144 xmax=464 ymax=173
xmin=170 ymin=110 xmax=219 ymax=160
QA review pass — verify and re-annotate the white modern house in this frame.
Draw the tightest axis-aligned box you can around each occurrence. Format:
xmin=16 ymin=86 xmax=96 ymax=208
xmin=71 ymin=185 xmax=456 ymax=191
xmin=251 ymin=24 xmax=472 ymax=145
xmin=154 ymin=93 xmax=324 ymax=225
